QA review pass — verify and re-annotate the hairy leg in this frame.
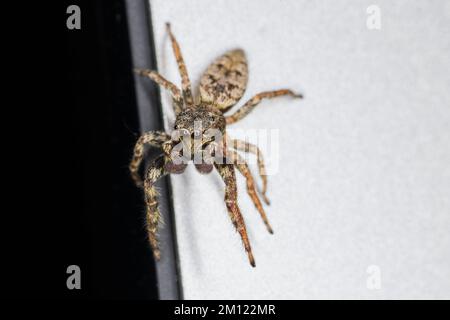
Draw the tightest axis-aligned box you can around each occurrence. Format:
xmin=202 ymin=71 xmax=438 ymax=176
xmin=228 ymin=149 xmax=273 ymax=234
xmin=225 ymin=89 xmax=302 ymax=125
xmin=230 ymin=139 xmax=270 ymax=205
xmin=144 ymin=155 xmax=168 ymax=260
xmin=166 ymin=23 xmax=194 ymax=106
xmin=134 ymin=68 xmax=184 ymax=114
xmin=130 ymin=131 xmax=170 ymax=187
xmin=215 ymin=163 xmax=256 ymax=267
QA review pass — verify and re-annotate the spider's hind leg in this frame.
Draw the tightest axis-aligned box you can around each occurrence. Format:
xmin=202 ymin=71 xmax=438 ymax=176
xmin=215 ymin=163 xmax=256 ymax=267
xmin=225 ymin=89 xmax=302 ymax=125
xmin=134 ymin=69 xmax=184 ymax=115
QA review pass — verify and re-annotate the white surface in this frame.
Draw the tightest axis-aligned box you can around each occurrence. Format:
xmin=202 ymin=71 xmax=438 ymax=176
xmin=149 ymin=0 xmax=450 ymax=299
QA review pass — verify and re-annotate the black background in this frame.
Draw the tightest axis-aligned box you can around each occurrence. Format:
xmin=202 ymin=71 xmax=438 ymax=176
xmin=5 ymin=0 xmax=158 ymax=299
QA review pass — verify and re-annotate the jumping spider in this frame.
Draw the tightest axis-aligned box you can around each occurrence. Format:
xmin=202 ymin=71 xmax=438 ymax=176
xmin=130 ymin=23 xmax=302 ymax=267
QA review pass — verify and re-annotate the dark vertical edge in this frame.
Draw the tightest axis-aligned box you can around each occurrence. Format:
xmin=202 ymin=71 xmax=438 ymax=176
xmin=144 ymin=0 xmax=185 ymax=301
xmin=125 ymin=0 xmax=184 ymax=300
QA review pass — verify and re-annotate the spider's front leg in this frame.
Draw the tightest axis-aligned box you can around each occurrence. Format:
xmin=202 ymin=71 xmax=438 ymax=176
xmin=143 ymin=155 xmax=169 ymax=260
xmin=227 ymin=149 xmax=273 ymax=234
xmin=215 ymin=163 xmax=256 ymax=267
xmin=130 ymin=131 xmax=170 ymax=187
xmin=166 ymin=23 xmax=194 ymax=106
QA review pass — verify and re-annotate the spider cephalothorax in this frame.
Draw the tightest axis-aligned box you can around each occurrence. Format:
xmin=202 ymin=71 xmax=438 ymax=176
xmin=163 ymin=105 xmax=225 ymax=174
xmin=130 ymin=23 xmax=302 ymax=267
xmin=175 ymin=105 xmax=226 ymax=134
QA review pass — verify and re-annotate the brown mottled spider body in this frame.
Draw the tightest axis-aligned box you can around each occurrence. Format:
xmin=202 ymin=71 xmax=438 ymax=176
xmin=130 ymin=23 xmax=302 ymax=267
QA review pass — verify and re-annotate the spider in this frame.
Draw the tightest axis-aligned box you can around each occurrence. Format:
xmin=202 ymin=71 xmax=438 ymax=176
xmin=130 ymin=23 xmax=303 ymax=267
